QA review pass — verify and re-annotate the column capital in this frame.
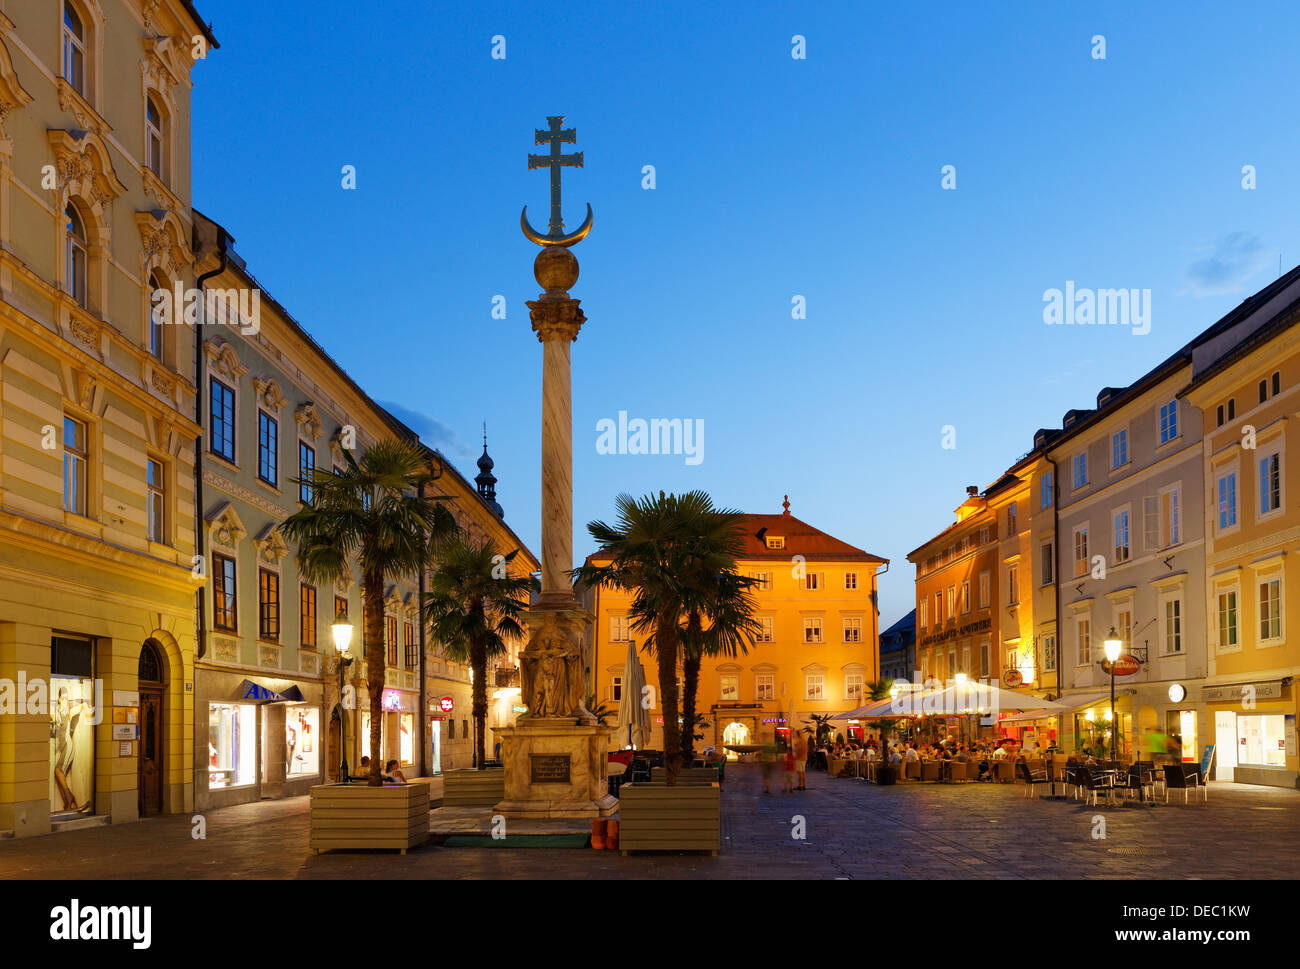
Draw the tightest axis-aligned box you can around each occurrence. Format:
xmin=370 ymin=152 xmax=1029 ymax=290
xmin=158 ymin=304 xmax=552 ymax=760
xmin=528 ymin=296 xmax=586 ymax=343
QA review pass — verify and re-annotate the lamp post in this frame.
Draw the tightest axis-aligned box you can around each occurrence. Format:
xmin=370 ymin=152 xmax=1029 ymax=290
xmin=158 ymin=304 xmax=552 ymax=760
xmin=1103 ymin=627 xmax=1122 ymax=761
xmin=331 ymin=609 xmax=354 ymax=783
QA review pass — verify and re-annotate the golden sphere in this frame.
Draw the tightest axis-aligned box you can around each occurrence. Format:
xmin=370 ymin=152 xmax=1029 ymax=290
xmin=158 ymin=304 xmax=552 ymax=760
xmin=534 ymin=245 xmax=579 ymax=293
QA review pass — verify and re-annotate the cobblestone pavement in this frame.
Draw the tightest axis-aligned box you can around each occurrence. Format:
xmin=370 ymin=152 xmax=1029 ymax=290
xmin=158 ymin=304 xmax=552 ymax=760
xmin=2 ymin=765 xmax=1297 ymax=879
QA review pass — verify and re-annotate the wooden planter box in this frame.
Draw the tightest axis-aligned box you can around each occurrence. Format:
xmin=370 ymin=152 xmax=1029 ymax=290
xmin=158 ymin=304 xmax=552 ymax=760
xmin=618 ymin=783 xmax=720 ymax=855
xmin=309 ymin=782 xmax=429 ymax=855
xmin=442 ymin=767 xmax=505 ymax=808
xmin=648 ymin=767 xmax=719 ymax=785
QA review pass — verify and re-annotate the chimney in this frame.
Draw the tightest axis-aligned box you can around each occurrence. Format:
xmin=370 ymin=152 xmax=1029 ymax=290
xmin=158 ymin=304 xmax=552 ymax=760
xmin=966 ymin=485 xmax=978 ymax=497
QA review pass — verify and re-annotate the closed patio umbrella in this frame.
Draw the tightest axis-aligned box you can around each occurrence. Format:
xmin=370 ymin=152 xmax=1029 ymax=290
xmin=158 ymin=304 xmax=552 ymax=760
xmin=614 ymin=639 xmax=650 ymax=749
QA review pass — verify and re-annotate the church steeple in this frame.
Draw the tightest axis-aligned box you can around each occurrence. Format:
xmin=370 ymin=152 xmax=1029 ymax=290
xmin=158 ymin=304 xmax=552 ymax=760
xmin=475 ymin=422 xmax=504 ymax=519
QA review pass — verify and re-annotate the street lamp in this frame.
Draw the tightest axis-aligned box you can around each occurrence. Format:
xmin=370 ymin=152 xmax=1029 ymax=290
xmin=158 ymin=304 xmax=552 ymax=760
xmin=331 ymin=609 xmax=354 ymax=784
xmin=1103 ymin=627 xmax=1122 ymax=761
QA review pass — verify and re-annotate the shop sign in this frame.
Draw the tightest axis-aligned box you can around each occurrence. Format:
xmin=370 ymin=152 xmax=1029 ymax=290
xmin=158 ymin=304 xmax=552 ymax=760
xmin=439 ymin=696 xmax=454 ymax=713
xmin=1100 ymin=655 xmax=1140 ymax=676
xmin=761 ymin=717 xmax=787 ymax=724
xmin=1002 ymin=669 xmax=1023 ymax=688
xmin=512 ymin=704 xmax=528 ymax=713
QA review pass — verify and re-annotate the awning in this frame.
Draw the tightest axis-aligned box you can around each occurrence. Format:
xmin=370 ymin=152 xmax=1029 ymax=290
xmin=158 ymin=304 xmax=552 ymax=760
xmin=1056 ymin=689 xmax=1135 ymax=713
xmin=1000 ymin=708 xmax=1059 ymax=724
xmin=237 ymin=679 xmax=304 ymax=703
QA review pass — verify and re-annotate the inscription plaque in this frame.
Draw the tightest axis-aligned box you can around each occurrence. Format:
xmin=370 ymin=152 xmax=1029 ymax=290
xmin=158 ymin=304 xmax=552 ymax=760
xmin=531 ymin=754 xmax=571 ymax=784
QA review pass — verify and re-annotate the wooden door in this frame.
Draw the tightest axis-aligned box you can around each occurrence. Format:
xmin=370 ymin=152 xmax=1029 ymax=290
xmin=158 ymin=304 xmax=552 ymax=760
xmin=138 ymin=689 xmax=163 ymax=815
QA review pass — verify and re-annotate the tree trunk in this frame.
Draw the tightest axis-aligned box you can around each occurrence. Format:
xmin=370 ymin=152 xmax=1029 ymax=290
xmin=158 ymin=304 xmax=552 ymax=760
xmin=363 ymin=570 xmax=386 ymax=787
xmin=656 ymin=606 xmax=682 ymax=785
xmin=680 ymin=609 xmax=702 ymax=765
xmin=471 ymin=636 xmax=488 ymax=770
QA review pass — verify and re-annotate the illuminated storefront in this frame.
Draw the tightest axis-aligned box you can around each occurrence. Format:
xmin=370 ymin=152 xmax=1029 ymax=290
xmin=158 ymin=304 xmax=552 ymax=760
xmin=208 ymin=702 xmax=256 ymax=789
xmin=1204 ymin=679 xmax=1297 ymax=787
xmin=49 ymin=637 xmax=97 ymax=818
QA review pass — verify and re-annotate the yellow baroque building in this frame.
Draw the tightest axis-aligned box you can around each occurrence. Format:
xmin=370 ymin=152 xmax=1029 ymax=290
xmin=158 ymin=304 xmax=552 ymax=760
xmin=0 ymin=0 xmax=216 ymax=835
xmin=584 ymin=499 xmax=887 ymax=752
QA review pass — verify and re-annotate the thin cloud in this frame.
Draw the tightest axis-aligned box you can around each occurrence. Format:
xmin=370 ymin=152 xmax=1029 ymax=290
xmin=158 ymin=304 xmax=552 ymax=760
xmin=1184 ymin=232 xmax=1272 ymax=297
xmin=376 ymin=401 xmax=473 ymax=459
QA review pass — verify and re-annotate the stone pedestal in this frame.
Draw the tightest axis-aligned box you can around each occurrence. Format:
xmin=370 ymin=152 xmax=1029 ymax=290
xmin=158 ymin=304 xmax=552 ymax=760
xmin=494 ymin=720 xmax=618 ymax=819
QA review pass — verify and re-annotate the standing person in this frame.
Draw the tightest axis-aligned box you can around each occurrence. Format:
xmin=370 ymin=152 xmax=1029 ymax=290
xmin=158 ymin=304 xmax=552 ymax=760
xmin=792 ymin=728 xmax=809 ymax=791
xmin=781 ymin=741 xmax=796 ymax=792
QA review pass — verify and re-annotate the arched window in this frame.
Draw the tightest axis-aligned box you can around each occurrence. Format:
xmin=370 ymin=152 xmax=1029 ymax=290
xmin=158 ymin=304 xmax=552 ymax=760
xmin=148 ymin=270 xmax=166 ymax=358
xmin=65 ymin=204 xmax=88 ymax=307
xmin=62 ymin=3 xmax=86 ymax=96
xmin=139 ymin=639 xmax=165 ymax=684
xmin=146 ymin=96 xmax=164 ymax=178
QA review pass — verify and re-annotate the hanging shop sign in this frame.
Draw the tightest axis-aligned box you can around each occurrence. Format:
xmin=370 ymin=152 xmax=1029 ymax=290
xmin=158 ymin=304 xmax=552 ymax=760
xmin=1100 ymin=655 xmax=1141 ymax=676
xmin=1002 ymin=669 xmax=1023 ymax=688
xmin=439 ymin=696 xmax=455 ymax=713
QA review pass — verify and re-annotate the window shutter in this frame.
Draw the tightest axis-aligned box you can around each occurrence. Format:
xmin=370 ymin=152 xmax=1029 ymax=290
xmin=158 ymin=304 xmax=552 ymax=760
xmin=1143 ymin=496 xmax=1160 ymax=550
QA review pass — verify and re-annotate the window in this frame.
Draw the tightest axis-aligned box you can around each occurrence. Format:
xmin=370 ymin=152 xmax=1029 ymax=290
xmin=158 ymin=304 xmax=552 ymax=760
xmin=720 ymin=675 xmax=739 ymax=701
xmin=757 ymin=617 xmax=774 ymax=642
xmin=1159 ymin=400 xmax=1178 ymax=444
xmin=66 ymin=204 xmax=88 ymax=307
xmin=1076 ymin=617 xmax=1091 ymax=666
xmin=1216 ymin=404 xmax=1225 ymax=427
xmin=1238 ymin=714 xmax=1287 ymax=767
xmin=299 ymin=442 xmax=315 ymax=504
xmin=1041 ymin=472 xmax=1053 ymax=509
xmin=918 ymin=599 xmax=928 ymax=629
xmin=1043 ymin=635 xmax=1057 ymax=672
xmin=947 ymin=585 xmax=956 ymax=620
xmin=935 ymin=591 xmax=943 ymax=621
xmin=258 ymin=569 xmax=280 ymax=641
xmin=1040 ymin=541 xmax=1054 ymax=584
xmin=1073 ymin=452 xmax=1088 ymax=489
xmin=803 ymin=618 xmax=823 ymax=644
xmin=843 ymin=617 xmax=862 ymax=643
xmin=1259 ymin=379 xmax=1268 ymax=405
xmin=146 ymin=96 xmax=164 ymax=178
xmin=1007 ymin=502 xmax=1017 ymax=535
xmin=1144 ymin=485 xmax=1182 ymax=550
xmin=1228 ymin=398 xmax=1236 ymax=421
xmin=148 ymin=272 xmax=166 ymax=359
xmin=804 ymin=674 xmax=824 ymax=701
xmin=1217 ymin=591 xmax=1238 ymax=650
xmin=1073 ymin=525 xmax=1089 ymax=577
xmin=611 ymin=676 xmax=622 ymax=702
xmin=804 ymin=572 xmax=823 ymax=591
xmin=386 ymin=616 xmax=398 ymax=666
xmin=146 ymin=458 xmax=166 ymax=543
xmin=756 ymin=674 xmax=774 ymax=701
xmin=300 ymin=584 xmax=317 ymax=649
xmin=844 ymin=572 xmax=858 ymax=590
xmin=1259 ymin=452 xmax=1281 ymax=515
xmin=208 ymin=703 xmax=255 ymax=789
xmin=62 ymin=416 xmax=87 ymax=515
xmin=1217 ymin=472 xmax=1238 ymax=530
xmin=1164 ymin=599 xmax=1181 ymax=654
xmin=1005 ymin=647 xmax=1018 ymax=673
xmin=209 ymin=378 xmax=236 ymax=463
xmin=404 ymin=622 xmax=416 ymax=668
xmin=286 ymin=705 xmax=318 ymax=777
xmin=960 ymin=640 xmax=971 ymax=674
xmin=766 ymin=536 xmax=785 ymax=550
xmin=845 ymin=674 xmax=864 ymax=702
xmin=610 ymin=615 xmax=632 ymax=642
xmin=753 ymin=571 xmax=772 ymax=591
xmin=978 ymin=571 xmax=989 ymax=609
xmin=62 ymin=3 xmax=87 ymax=96
xmin=1112 ymin=508 xmax=1130 ymax=563
xmin=257 ymin=411 xmax=278 ymax=486
xmin=1111 ymin=429 xmax=1128 ymax=469
xmin=1116 ymin=608 xmax=1132 ymax=650
xmin=948 ymin=647 xmax=957 ymax=678
xmin=1007 ymin=566 xmax=1019 ymax=605
xmin=213 ymin=554 xmax=237 ymax=631
xmin=1259 ymin=579 xmax=1281 ymax=642
xmin=979 ymin=639 xmax=989 ymax=677
xmin=334 ymin=595 xmax=348 ymax=624
xmin=961 ymin=579 xmax=970 ymax=613
xmin=1273 ymin=371 xmax=1281 ymax=397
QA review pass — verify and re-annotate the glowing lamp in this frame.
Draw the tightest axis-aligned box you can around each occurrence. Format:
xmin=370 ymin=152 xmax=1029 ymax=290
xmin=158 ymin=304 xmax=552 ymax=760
xmin=1103 ymin=628 xmax=1122 ymax=664
xmin=331 ymin=610 xmax=353 ymax=656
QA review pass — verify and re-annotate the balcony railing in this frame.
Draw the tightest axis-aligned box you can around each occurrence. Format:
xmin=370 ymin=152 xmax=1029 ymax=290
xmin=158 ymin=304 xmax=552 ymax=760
xmin=495 ymin=666 xmax=519 ymax=688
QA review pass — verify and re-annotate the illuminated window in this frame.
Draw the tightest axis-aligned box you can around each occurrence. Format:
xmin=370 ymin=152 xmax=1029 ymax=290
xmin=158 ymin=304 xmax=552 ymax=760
xmin=757 ymin=617 xmax=774 ymax=642
xmin=386 ymin=616 xmax=398 ymax=666
xmin=753 ymin=571 xmax=772 ymax=591
xmin=756 ymin=674 xmax=774 ymax=701
xmin=213 ymin=554 xmax=237 ymax=631
xmin=300 ymin=584 xmax=317 ymax=649
xmin=146 ymin=458 xmax=166 ymax=544
xmin=845 ymin=674 xmax=863 ymax=702
xmin=404 ymin=622 xmax=416 ymax=669
xmin=286 ymin=705 xmax=318 ymax=777
xmin=803 ymin=618 xmax=823 ymax=644
xmin=720 ymin=675 xmax=739 ymax=701
xmin=804 ymin=674 xmax=824 ymax=701
xmin=208 ymin=703 xmax=255 ymax=789
xmin=258 ymin=569 xmax=280 ymax=641
xmin=766 ymin=536 xmax=785 ymax=550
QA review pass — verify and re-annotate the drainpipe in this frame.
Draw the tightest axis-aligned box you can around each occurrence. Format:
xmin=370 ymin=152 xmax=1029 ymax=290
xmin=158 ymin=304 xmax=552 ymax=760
xmin=193 ymin=228 xmax=230 ymax=660
xmin=418 ymin=476 xmax=428 ymax=776
xmin=874 ymin=560 xmax=888 ymax=684
xmin=1047 ymin=454 xmax=1062 ymax=743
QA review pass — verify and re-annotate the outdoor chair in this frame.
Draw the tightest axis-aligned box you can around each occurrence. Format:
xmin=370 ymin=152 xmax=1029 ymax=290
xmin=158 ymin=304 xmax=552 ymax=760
xmin=1117 ymin=764 xmax=1154 ymax=802
xmin=1062 ymin=762 xmax=1081 ymax=800
xmin=903 ymin=759 xmax=921 ymax=781
xmin=1076 ymin=766 xmax=1114 ymax=807
xmin=950 ymin=760 xmax=976 ymax=783
xmin=991 ymin=760 xmax=1015 ymax=783
xmin=921 ymin=760 xmax=942 ymax=782
xmin=1163 ymin=765 xmax=1207 ymax=804
xmin=1016 ymin=760 xmax=1049 ymax=798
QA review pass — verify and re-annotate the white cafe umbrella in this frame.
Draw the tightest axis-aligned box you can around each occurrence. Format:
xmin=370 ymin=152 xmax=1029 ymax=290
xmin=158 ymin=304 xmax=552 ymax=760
xmin=923 ymin=682 xmax=1073 ymax=716
xmin=614 ymin=638 xmax=650 ymax=749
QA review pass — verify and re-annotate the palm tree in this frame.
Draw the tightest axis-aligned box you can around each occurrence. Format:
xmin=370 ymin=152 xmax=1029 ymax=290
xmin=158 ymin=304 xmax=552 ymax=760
xmin=280 ymin=439 xmax=454 ymax=786
xmin=574 ymin=491 xmax=727 ymax=784
xmin=678 ymin=568 xmax=761 ymax=763
xmin=423 ymin=534 xmax=534 ymax=770
xmin=584 ymin=693 xmax=613 ymax=727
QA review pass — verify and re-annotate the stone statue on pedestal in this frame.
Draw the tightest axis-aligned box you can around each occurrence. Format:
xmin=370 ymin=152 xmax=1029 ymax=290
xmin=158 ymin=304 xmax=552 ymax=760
xmin=519 ymin=614 xmax=590 ymax=720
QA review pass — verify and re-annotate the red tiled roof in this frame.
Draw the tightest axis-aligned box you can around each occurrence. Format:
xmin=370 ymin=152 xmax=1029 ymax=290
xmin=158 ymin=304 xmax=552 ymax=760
xmin=587 ymin=513 xmax=886 ymax=565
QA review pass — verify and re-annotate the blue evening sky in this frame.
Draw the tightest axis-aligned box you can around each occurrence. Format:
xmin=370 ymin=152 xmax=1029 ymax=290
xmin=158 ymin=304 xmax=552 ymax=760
xmin=190 ymin=0 xmax=1300 ymax=626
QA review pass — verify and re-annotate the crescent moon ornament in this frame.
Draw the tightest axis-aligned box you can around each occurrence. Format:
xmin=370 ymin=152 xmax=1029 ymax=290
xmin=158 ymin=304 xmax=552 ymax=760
xmin=521 ymin=203 xmax=593 ymax=248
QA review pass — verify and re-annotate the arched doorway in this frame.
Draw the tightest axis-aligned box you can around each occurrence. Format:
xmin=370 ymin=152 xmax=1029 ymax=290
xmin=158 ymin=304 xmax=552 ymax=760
xmin=137 ymin=639 xmax=166 ymax=816
xmin=722 ymin=721 xmax=750 ymax=759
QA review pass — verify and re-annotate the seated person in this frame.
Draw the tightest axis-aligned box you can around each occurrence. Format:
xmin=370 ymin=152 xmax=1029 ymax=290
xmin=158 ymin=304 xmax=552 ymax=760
xmin=991 ymin=743 xmax=1008 ymax=761
xmin=382 ymin=759 xmax=408 ymax=784
xmin=888 ymin=746 xmax=903 ymax=766
xmin=954 ymin=745 xmax=971 ymax=763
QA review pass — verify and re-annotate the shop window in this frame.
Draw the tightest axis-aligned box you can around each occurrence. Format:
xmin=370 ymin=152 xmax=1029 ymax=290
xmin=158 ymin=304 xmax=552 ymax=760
xmin=208 ymin=703 xmax=255 ymax=788
xmin=400 ymin=714 xmax=414 ymax=765
xmin=1237 ymin=713 xmax=1286 ymax=767
xmin=286 ymin=705 xmax=318 ymax=777
xmin=50 ymin=636 xmax=95 ymax=816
